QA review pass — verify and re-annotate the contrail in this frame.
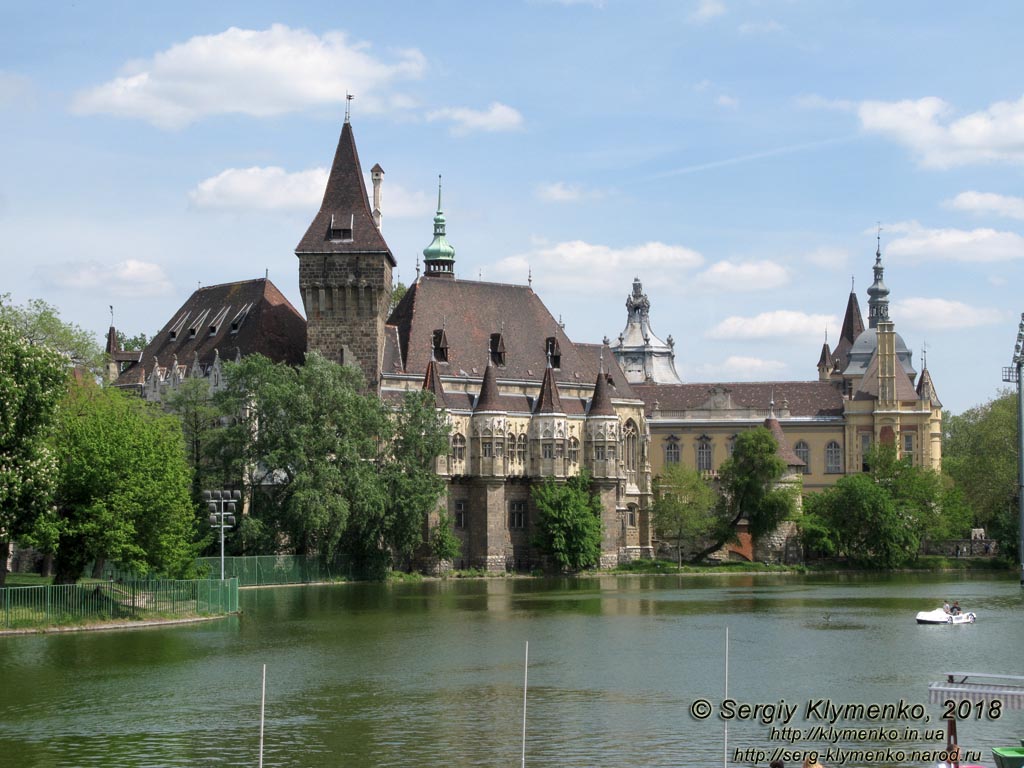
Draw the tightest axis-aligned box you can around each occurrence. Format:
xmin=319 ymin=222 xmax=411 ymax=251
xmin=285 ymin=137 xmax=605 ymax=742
xmin=650 ymin=134 xmax=862 ymax=179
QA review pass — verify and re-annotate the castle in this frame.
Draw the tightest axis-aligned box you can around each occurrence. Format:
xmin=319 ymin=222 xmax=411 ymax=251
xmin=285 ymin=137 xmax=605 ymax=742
xmin=110 ymin=114 xmax=942 ymax=570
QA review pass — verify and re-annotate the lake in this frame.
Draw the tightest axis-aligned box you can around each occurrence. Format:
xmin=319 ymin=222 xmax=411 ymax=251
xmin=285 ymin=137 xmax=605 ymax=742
xmin=0 ymin=572 xmax=1022 ymax=767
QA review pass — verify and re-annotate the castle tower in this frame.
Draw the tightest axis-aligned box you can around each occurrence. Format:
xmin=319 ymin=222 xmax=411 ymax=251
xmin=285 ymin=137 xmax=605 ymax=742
xmin=422 ymin=176 xmax=456 ymax=279
xmin=611 ymin=277 xmax=682 ymax=384
xmin=867 ymin=239 xmax=890 ymax=330
xmin=296 ymin=117 xmax=395 ymax=391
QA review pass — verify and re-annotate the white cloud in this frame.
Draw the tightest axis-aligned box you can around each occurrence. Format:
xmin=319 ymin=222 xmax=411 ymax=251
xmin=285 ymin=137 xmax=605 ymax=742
xmin=716 ymin=94 xmax=739 ymax=109
xmin=690 ymin=0 xmax=726 ymax=23
xmin=738 ymin=20 xmax=784 ymax=35
xmin=893 ymin=297 xmax=1006 ymax=330
xmin=426 ymin=102 xmax=524 ymax=135
xmin=946 ymin=190 xmax=1024 ymax=221
xmin=188 ymin=165 xmax=434 ymax=217
xmin=706 ymin=310 xmax=836 ymax=340
xmin=495 ymin=239 xmax=703 ymax=293
xmin=695 ymin=260 xmax=788 ymax=291
xmin=36 ymin=259 xmax=174 ymax=297
xmin=535 ymin=181 xmax=606 ymax=202
xmin=0 ymin=71 xmax=32 ymax=109
xmin=72 ymin=25 xmax=426 ymax=128
xmin=804 ymin=246 xmax=849 ymax=270
xmin=856 ymin=95 xmax=1024 ymax=168
xmin=885 ymin=220 xmax=1024 ymax=263
xmin=692 ymin=356 xmax=788 ymax=379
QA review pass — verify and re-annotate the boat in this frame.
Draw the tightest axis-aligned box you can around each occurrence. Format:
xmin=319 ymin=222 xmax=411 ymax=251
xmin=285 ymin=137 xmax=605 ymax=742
xmin=916 ymin=608 xmax=977 ymax=624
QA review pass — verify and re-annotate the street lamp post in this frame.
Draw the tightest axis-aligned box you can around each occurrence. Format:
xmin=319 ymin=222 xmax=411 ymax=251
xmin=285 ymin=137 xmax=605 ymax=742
xmin=1001 ymin=312 xmax=1024 ymax=587
xmin=203 ymin=489 xmax=240 ymax=581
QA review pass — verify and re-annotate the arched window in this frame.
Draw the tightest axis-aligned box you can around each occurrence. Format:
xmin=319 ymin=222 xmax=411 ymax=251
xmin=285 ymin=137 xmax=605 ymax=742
xmin=627 ymin=504 xmax=638 ymax=528
xmin=507 ymin=434 xmax=516 ymax=462
xmin=568 ymin=437 xmax=580 ymax=464
xmin=794 ymin=440 xmax=810 ymax=474
xmin=665 ymin=438 xmax=680 ymax=464
xmin=517 ymin=434 xmax=527 ymax=464
xmin=451 ymin=433 xmax=466 ymax=461
xmin=696 ymin=437 xmax=712 ymax=472
xmin=623 ymin=419 xmax=639 ymax=473
xmin=825 ymin=441 xmax=842 ymax=474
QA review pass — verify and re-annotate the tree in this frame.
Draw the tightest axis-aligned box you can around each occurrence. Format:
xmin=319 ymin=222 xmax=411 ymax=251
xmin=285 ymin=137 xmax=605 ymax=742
xmin=0 ymin=294 xmax=102 ymax=372
xmin=49 ymin=381 xmax=197 ymax=583
xmin=0 ymin=321 xmax=68 ymax=586
xmin=166 ymin=377 xmax=222 ymax=508
xmin=532 ymin=471 xmax=603 ymax=572
xmin=691 ymin=426 xmax=795 ymax=562
xmin=943 ymin=390 xmax=1019 ymax=557
xmin=389 ymin=281 xmax=407 ymax=315
xmin=429 ymin=512 xmax=461 ymax=564
xmin=652 ymin=464 xmax=716 ymax=566
xmin=115 ymin=330 xmax=149 ymax=352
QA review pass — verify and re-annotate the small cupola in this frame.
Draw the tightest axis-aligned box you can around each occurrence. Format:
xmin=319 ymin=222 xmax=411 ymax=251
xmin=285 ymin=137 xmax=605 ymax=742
xmin=423 ymin=175 xmax=456 ymax=279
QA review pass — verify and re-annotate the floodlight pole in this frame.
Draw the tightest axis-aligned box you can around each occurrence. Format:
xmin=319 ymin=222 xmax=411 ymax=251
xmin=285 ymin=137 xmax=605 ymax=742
xmin=203 ymin=489 xmax=240 ymax=581
xmin=1002 ymin=313 xmax=1024 ymax=587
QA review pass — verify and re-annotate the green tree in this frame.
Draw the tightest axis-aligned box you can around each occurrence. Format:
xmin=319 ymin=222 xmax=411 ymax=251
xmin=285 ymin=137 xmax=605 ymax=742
xmin=652 ymin=464 xmax=716 ymax=566
xmin=166 ymin=377 xmax=222 ymax=507
xmin=429 ymin=512 xmax=462 ymax=564
xmin=691 ymin=426 xmax=796 ymax=562
xmin=0 ymin=294 xmax=102 ymax=371
xmin=0 ymin=321 xmax=68 ymax=586
xmin=532 ymin=471 xmax=603 ymax=572
xmin=388 ymin=281 xmax=407 ymax=315
xmin=115 ymin=330 xmax=149 ymax=352
xmin=943 ymin=390 xmax=1018 ymax=557
xmin=49 ymin=381 xmax=197 ymax=583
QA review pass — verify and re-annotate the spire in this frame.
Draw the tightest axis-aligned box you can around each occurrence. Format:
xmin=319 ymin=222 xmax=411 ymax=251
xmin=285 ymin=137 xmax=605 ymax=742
xmin=588 ymin=368 xmax=616 ymax=417
xmin=867 ymin=235 xmax=890 ymax=329
xmin=535 ymin=364 xmax=564 ymax=414
xmin=763 ymin=413 xmax=804 ymax=470
xmin=422 ymin=175 xmax=456 ymax=279
xmin=474 ymin=352 xmax=502 ymax=412
xmin=422 ymin=358 xmax=447 ymax=404
xmin=295 ymin=119 xmax=394 ymax=264
xmin=916 ymin=366 xmax=942 ymax=408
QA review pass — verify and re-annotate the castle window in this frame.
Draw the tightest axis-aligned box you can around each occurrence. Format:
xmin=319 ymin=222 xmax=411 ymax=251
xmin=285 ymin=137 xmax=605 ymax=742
xmin=482 ymin=441 xmax=493 ymax=458
xmin=860 ymin=433 xmax=872 ymax=472
xmin=568 ymin=437 xmax=580 ymax=464
xmin=169 ymin=330 xmax=177 ymax=341
xmin=517 ymin=434 xmax=527 ymax=464
xmin=188 ymin=327 xmax=197 ymax=339
xmin=628 ymin=505 xmax=637 ymax=528
xmin=903 ymin=432 xmax=915 ymax=462
xmin=209 ymin=325 xmax=217 ymax=337
xmin=595 ymin=445 xmax=606 ymax=461
xmin=451 ymin=433 xmax=466 ymax=461
xmin=825 ymin=441 xmax=842 ymax=474
xmin=507 ymin=434 xmax=516 ymax=462
xmin=545 ymin=336 xmax=561 ymax=368
xmin=489 ymin=333 xmax=506 ymax=367
xmin=454 ymin=500 xmax=466 ymax=529
xmin=329 ymin=213 xmax=354 ymax=242
xmin=432 ymin=329 xmax=449 ymax=362
xmin=509 ymin=500 xmax=526 ymax=530
xmin=624 ymin=419 xmax=639 ymax=473
xmin=795 ymin=441 xmax=810 ymax=474
xmin=696 ymin=436 xmax=712 ymax=473
xmin=542 ymin=443 xmax=554 ymax=459
xmin=493 ymin=439 xmax=504 ymax=458
xmin=665 ymin=437 xmax=680 ymax=465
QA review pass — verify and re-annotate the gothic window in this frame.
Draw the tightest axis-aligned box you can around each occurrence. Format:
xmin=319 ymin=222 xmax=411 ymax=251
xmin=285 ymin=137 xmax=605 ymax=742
xmin=490 ymin=333 xmax=506 ymax=367
xmin=494 ymin=438 xmax=504 ymax=457
xmin=509 ymin=500 xmax=526 ymax=529
xmin=454 ymin=500 xmax=466 ymax=529
xmin=517 ymin=434 xmax=527 ymax=464
xmin=482 ymin=441 xmax=493 ymax=458
xmin=542 ymin=443 xmax=554 ymax=459
xmin=623 ymin=419 xmax=639 ymax=473
xmin=665 ymin=437 xmax=680 ymax=464
xmin=432 ymin=329 xmax=449 ymax=362
xmin=507 ymin=434 xmax=516 ymax=462
xmin=903 ymin=432 xmax=915 ymax=462
xmin=860 ymin=433 xmax=872 ymax=472
xmin=606 ymin=445 xmax=617 ymax=460
xmin=696 ymin=437 xmax=712 ymax=472
xmin=555 ymin=441 xmax=564 ymax=459
xmin=451 ymin=433 xmax=466 ymax=461
xmin=795 ymin=441 xmax=810 ymax=474
xmin=595 ymin=445 xmax=606 ymax=461
xmin=825 ymin=441 xmax=842 ymax=474
xmin=568 ymin=437 xmax=580 ymax=464
xmin=627 ymin=505 xmax=637 ymax=528
xmin=545 ymin=336 xmax=561 ymax=368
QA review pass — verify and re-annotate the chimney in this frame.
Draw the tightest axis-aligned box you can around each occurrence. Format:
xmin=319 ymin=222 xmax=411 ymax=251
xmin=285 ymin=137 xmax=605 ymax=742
xmin=371 ymin=163 xmax=384 ymax=231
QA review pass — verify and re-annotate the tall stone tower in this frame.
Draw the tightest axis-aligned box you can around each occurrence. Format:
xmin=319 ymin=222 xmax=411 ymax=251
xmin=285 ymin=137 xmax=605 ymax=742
xmin=296 ymin=117 xmax=395 ymax=391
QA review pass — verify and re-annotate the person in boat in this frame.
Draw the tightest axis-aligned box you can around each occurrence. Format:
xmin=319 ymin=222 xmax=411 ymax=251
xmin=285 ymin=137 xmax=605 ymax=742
xmin=942 ymin=600 xmax=951 ymax=614
xmin=951 ymin=601 xmax=961 ymax=615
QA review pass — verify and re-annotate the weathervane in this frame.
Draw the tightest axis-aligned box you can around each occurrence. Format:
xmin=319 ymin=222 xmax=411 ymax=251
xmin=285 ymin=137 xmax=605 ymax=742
xmin=345 ymin=92 xmax=354 ymax=123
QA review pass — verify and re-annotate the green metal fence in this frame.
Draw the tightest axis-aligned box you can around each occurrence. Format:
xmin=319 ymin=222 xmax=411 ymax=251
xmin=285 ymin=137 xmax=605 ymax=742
xmin=195 ymin=555 xmax=352 ymax=587
xmin=1 ymin=578 xmax=239 ymax=630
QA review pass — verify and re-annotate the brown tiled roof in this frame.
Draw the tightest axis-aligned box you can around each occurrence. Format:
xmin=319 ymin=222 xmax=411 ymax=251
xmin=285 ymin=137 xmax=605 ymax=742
xmin=916 ymin=367 xmax=942 ymax=408
xmin=834 ymin=291 xmax=865 ymax=370
xmin=764 ymin=416 xmax=805 ymax=468
xmin=422 ymin=359 xmax=446 ymax=400
xmin=588 ymin=370 xmax=616 ymax=416
xmin=634 ymin=381 xmax=844 ymax=418
xmin=853 ymin=350 xmax=920 ymax=402
xmin=294 ymin=121 xmax=395 ymax=266
xmin=115 ymin=278 xmax=306 ymax=386
xmin=474 ymin=360 xmax=502 ymax=412
xmin=817 ymin=341 xmax=831 ymax=369
xmin=535 ymin=365 xmax=564 ymax=413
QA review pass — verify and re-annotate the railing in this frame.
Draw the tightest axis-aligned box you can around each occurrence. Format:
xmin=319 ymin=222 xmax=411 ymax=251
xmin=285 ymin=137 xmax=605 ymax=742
xmin=1 ymin=578 xmax=238 ymax=630
xmin=195 ymin=555 xmax=352 ymax=587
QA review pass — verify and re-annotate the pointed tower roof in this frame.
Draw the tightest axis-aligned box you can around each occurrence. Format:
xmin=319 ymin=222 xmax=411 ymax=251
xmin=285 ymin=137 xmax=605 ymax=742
xmin=588 ymin=360 xmax=616 ymax=417
xmin=867 ymin=237 xmax=890 ymax=329
xmin=295 ymin=120 xmax=395 ymax=265
xmin=763 ymin=415 xmax=804 ymax=469
xmin=833 ymin=288 xmax=865 ymax=369
xmin=474 ymin=357 xmax=502 ymax=412
xmin=422 ymin=358 xmax=447 ymax=404
xmin=535 ymin=361 xmax=564 ymax=414
xmin=422 ymin=175 xmax=456 ymax=279
xmin=916 ymin=367 xmax=942 ymax=408
xmin=817 ymin=341 xmax=832 ymax=369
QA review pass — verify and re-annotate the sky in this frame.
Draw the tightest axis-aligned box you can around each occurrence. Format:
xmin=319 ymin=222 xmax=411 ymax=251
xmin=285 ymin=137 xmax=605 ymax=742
xmin=3 ymin=1 xmax=1024 ymax=415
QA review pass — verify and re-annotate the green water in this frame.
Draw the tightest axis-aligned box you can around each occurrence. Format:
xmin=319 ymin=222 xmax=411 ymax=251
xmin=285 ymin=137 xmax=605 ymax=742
xmin=1 ymin=573 xmax=1022 ymax=768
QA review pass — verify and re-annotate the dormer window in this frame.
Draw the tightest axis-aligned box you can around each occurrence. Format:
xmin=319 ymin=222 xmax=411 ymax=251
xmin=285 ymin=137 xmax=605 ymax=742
xmin=329 ymin=214 xmax=354 ymax=242
xmin=545 ymin=336 xmax=561 ymax=368
xmin=169 ymin=330 xmax=177 ymax=341
xmin=209 ymin=325 xmax=217 ymax=337
xmin=432 ymin=329 xmax=449 ymax=362
xmin=188 ymin=328 xmax=197 ymax=339
xmin=489 ymin=333 xmax=506 ymax=367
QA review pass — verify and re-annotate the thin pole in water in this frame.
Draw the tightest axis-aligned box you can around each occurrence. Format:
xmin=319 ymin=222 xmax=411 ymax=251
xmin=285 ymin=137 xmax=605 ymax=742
xmin=522 ymin=641 xmax=529 ymax=768
xmin=259 ymin=663 xmax=266 ymax=768
xmin=723 ymin=626 xmax=729 ymax=768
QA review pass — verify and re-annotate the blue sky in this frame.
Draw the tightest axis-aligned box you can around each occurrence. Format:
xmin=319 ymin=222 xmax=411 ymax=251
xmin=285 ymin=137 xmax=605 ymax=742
xmin=3 ymin=0 xmax=1024 ymax=414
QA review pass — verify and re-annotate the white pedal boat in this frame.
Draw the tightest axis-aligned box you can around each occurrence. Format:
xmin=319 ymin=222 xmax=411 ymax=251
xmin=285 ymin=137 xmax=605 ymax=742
xmin=916 ymin=608 xmax=976 ymax=625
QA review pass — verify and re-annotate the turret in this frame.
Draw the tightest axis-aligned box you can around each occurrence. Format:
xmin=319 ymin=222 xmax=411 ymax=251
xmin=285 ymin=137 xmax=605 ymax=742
xmin=472 ymin=353 xmax=506 ymax=478
xmin=586 ymin=362 xmax=619 ymax=479
xmin=371 ymin=163 xmax=384 ymax=231
xmin=423 ymin=176 xmax=456 ymax=279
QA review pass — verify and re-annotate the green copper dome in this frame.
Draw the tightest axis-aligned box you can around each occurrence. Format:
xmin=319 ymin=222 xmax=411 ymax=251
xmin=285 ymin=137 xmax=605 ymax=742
xmin=423 ymin=176 xmax=455 ymax=278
